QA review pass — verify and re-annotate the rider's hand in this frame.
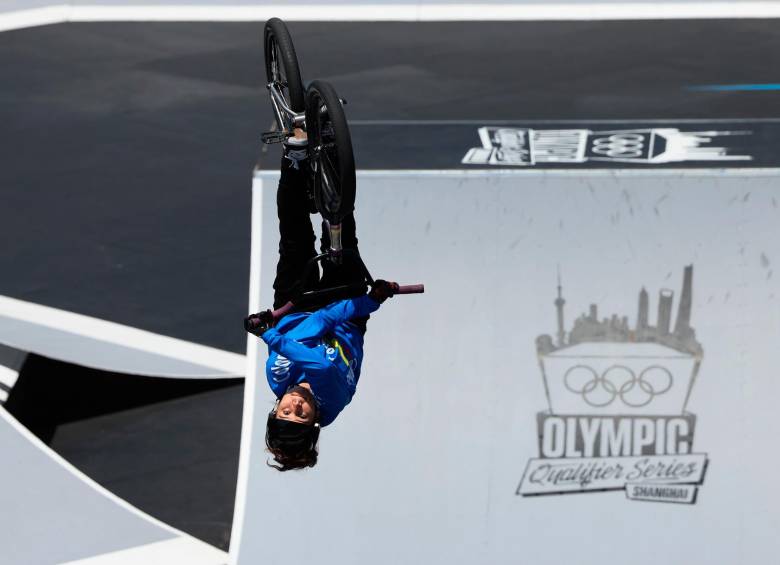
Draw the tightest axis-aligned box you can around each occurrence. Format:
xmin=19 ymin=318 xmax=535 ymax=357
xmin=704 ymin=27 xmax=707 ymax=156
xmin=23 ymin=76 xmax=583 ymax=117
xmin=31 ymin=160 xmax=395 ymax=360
xmin=369 ymin=280 xmax=400 ymax=304
xmin=244 ymin=310 xmax=275 ymax=336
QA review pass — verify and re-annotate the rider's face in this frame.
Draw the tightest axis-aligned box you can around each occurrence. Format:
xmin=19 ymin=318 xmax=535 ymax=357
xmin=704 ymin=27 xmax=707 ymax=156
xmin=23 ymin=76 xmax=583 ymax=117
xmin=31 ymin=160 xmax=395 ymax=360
xmin=275 ymin=389 xmax=316 ymax=424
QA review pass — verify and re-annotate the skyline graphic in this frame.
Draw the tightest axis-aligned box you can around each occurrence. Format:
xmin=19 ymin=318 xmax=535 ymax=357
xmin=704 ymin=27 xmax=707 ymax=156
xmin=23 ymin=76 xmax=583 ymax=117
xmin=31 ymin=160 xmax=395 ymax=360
xmin=537 ymin=265 xmax=703 ymax=357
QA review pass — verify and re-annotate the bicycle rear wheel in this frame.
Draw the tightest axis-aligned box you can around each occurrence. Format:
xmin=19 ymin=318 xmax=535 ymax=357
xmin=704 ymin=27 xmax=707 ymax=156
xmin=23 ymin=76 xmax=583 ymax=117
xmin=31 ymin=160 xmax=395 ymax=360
xmin=305 ymin=80 xmax=356 ymax=225
xmin=264 ymin=18 xmax=305 ymax=128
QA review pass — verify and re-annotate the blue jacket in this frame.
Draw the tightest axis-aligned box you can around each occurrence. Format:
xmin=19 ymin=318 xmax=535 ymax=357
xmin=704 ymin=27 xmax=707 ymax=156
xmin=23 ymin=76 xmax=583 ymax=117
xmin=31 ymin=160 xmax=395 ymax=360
xmin=261 ymin=294 xmax=381 ymax=426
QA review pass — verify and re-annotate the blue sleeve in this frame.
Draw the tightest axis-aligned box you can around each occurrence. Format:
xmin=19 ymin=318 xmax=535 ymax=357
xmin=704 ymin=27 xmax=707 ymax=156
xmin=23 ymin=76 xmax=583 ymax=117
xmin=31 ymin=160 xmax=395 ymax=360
xmin=308 ymin=295 xmax=381 ymax=334
xmin=261 ymin=328 xmax=332 ymax=374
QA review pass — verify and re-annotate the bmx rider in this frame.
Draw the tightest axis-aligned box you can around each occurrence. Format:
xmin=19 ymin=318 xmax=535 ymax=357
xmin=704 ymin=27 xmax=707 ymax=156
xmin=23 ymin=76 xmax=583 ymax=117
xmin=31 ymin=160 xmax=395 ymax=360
xmin=244 ymin=131 xmax=398 ymax=471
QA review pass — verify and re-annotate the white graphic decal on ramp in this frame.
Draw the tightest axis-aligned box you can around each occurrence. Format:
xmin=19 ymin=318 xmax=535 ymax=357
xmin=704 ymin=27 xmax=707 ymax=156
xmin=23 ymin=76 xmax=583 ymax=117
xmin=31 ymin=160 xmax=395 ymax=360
xmin=518 ymin=265 xmax=708 ymax=503
xmin=463 ymin=127 xmax=753 ymax=166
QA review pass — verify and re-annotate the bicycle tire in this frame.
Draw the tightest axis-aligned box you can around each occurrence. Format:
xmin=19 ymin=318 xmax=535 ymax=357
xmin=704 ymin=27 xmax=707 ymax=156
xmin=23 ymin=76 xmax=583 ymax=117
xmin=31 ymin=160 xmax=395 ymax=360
xmin=264 ymin=18 xmax=305 ymax=120
xmin=305 ymin=80 xmax=356 ymax=224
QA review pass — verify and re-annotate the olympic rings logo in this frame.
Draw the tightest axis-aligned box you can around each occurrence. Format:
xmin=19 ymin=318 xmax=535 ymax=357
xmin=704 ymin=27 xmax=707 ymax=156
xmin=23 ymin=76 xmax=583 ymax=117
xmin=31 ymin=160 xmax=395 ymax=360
xmin=590 ymin=133 xmax=646 ymax=158
xmin=563 ymin=364 xmax=674 ymax=408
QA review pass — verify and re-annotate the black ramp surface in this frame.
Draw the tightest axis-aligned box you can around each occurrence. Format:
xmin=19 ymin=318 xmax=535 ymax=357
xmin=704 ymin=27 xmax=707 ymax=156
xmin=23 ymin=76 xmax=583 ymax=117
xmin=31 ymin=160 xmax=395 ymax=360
xmin=2 ymin=21 xmax=780 ymax=353
xmin=275 ymin=20 xmax=780 ymax=120
xmin=50 ymin=383 xmax=244 ymax=550
xmin=5 ymin=356 xmax=243 ymax=549
xmin=0 ymin=23 xmax=261 ymax=354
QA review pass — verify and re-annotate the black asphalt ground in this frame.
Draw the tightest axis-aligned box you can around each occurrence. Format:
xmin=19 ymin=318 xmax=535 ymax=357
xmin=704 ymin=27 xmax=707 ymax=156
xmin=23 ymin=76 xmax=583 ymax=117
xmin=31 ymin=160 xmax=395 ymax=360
xmin=2 ymin=20 xmax=779 ymax=551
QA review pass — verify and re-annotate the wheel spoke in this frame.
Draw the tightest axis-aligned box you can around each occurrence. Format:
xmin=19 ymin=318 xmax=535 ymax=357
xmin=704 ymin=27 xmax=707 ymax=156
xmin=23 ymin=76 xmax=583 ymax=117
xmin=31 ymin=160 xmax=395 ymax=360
xmin=322 ymin=149 xmax=341 ymax=186
xmin=319 ymin=149 xmax=341 ymax=211
xmin=320 ymin=169 xmax=340 ymax=212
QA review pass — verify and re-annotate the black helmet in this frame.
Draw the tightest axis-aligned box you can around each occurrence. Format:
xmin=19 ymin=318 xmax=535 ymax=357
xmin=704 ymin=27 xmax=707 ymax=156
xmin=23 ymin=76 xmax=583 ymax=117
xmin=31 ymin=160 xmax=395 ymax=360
xmin=265 ymin=412 xmax=320 ymax=454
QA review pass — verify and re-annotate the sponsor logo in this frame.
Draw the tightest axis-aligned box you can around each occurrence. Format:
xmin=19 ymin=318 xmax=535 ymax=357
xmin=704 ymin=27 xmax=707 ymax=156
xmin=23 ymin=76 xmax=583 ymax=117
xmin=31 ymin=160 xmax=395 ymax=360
xmin=271 ymin=354 xmax=291 ymax=380
xmin=517 ymin=265 xmax=708 ymax=504
xmin=463 ymin=127 xmax=752 ymax=166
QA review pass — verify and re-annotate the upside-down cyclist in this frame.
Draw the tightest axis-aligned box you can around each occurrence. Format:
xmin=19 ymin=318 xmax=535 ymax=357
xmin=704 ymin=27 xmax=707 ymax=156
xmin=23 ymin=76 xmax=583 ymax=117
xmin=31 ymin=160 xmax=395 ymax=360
xmin=244 ymin=130 xmax=400 ymax=471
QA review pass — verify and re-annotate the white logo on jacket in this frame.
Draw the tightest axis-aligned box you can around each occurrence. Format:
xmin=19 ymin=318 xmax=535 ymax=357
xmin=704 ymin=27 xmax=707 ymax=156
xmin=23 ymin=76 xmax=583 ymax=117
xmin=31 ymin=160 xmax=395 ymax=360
xmin=271 ymin=355 xmax=291 ymax=381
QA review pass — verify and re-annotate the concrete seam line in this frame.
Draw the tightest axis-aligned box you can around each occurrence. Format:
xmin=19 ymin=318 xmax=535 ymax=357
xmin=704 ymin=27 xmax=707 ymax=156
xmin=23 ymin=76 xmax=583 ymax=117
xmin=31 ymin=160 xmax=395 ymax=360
xmin=0 ymin=406 xmax=228 ymax=556
xmin=350 ymin=118 xmax=780 ymax=125
xmin=419 ymin=2 xmax=780 ymax=20
xmin=68 ymin=5 xmax=420 ymax=22
xmin=0 ymin=295 xmax=245 ymax=374
xmin=253 ymin=167 xmax=780 ymax=179
xmin=52 ymin=2 xmax=780 ymax=23
xmin=0 ymin=4 xmax=69 ymax=32
xmin=228 ymin=176 xmax=264 ymax=565
xmin=3 ymin=2 xmax=780 ymax=31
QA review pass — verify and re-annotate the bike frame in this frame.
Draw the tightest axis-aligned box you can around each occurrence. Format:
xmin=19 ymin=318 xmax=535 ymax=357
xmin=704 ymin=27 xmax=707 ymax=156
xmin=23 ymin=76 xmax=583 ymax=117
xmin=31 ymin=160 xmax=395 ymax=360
xmin=267 ymin=82 xmax=305 ymax=136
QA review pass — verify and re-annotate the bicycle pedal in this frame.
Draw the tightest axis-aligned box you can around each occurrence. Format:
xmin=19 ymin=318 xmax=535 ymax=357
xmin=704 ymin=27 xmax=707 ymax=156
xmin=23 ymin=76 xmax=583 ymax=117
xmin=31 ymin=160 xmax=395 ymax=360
xmin=261 ymin=131 xmax=292 ymax=144
xmin=339 ymin=98 xmax=347 ymax=105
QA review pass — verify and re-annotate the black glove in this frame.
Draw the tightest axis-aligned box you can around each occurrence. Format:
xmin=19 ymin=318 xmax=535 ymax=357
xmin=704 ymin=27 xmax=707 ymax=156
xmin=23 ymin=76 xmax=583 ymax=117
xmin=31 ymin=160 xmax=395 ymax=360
xmin=369 ymin=280 xmax=399 ymax=304
xmin=244 ymin=310 xmax=275 ymax=336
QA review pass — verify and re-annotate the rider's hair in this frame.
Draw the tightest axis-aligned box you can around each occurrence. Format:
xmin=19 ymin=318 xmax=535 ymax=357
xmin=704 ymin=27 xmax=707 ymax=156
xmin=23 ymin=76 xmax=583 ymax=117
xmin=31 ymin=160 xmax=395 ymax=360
xmin=265 ymin=389 xmax=321 ymax=472
xmin=266 ymin=443 xmax=318 ymax=472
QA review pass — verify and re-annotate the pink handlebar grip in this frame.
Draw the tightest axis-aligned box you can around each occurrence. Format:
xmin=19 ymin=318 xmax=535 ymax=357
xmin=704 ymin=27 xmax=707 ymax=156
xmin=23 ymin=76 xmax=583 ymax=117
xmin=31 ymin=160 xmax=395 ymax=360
xmin=269 ymin=283 xmax=424 ymax=321
xmin=396 ymin=284 xmax=424 ymax=294
xmin=271 ymin=301 xmax=295 ymax=321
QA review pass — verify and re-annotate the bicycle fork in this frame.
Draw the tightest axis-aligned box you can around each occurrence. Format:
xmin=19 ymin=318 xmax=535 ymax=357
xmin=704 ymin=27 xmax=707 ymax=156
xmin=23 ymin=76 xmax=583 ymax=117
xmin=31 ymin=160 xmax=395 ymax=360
xmin=322 ymin=219 xmax=343 ymax=263
xmin=262 ymin=83 xmax=306 ymax=144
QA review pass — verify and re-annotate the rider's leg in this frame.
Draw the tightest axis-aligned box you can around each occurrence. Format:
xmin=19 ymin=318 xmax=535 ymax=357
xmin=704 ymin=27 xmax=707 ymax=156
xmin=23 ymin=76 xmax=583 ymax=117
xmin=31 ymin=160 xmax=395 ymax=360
xmin=319 ymin=212 xmax=369 ymax=334
xmin=272 ymin=150 xmax=319 ymax=310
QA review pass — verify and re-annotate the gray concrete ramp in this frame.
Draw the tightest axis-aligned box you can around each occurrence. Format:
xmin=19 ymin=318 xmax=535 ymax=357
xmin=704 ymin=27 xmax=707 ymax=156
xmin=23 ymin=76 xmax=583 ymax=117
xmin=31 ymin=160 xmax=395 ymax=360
xmin=0 ymin=296 xmax=244 ymax=379
xmin=231 ymin=169 xmax=780 ymax=565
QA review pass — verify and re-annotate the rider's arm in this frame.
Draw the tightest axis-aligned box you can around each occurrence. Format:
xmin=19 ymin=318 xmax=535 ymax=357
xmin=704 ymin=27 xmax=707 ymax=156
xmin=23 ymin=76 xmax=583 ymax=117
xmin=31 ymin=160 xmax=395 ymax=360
xmin=308 ymin=294 xmax=381 ymax=334
xmin=281 ymin=295 xmax=380 ymax=341
xmin=262 ymin=328 xmax=333 ymax=374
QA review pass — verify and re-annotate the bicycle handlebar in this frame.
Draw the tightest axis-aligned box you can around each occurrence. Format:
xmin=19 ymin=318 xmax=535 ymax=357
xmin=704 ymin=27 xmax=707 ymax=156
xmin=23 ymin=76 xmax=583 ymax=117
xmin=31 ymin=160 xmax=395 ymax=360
xmin=272 ymin=302 xmax=295 ymax=321
xmin=270 ymin=283 xmax=424 ymax=321
xmin=396 ymin=284 xmax=424 ymax=294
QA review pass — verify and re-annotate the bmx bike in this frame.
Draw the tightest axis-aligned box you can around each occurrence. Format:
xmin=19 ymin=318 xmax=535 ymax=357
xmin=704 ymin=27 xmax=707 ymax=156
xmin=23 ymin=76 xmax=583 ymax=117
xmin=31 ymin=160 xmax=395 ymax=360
xmin=259 ymin=18 xmax=423 ymax=323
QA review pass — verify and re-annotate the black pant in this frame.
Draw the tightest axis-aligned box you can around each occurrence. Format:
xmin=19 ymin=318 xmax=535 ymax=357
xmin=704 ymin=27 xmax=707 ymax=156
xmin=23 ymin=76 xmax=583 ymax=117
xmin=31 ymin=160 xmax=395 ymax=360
xmin=272 ymin=155 xmax=369 ymax=334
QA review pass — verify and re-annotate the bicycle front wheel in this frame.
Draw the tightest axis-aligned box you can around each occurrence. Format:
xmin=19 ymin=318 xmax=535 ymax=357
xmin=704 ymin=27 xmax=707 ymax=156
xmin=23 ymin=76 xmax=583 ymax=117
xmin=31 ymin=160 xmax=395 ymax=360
xmin=305 ymin=80 xmax=356 ymax=224
xmin=264 ymin=18 xmax=305 ymax=127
